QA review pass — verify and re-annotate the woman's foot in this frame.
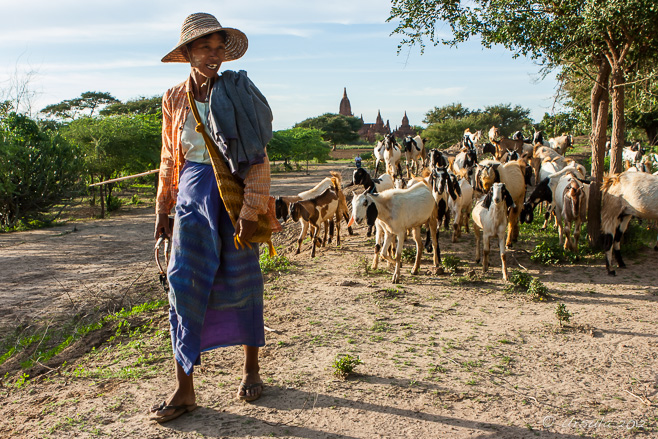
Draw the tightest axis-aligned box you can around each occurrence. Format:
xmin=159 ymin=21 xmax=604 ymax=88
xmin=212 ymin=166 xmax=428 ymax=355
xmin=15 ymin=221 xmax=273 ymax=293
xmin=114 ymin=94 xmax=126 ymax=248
xmin=237 ymin=371 xmax=263 ymax=402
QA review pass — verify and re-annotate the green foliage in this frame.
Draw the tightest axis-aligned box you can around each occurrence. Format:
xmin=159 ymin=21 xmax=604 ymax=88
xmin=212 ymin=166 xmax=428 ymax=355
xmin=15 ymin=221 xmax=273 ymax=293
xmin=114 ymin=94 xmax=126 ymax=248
xmin=507 ymin=270 xmax=533 ymax=290
xmin=0 ymin=112 xmax=83 ymax=229
xmin=268 ymin=127 xmax=331 ymax=167
xmin=295 ymin=113 xmax=363 ymax=148
xmin=332 ymin=354 xmax=362 ymax=378
xmin=41 ymin=91 xmax=120 ymax=119
xmin=442 ymin=255 xmax=464 ymax=271
xmin=506 ymin=270 xmax=550 ymax=301
xmin=530 ymin=241 xmax=579 ymax=265
xmin=401 ymin=246 xmax=417 ymax=263
xmin=528 ymin=278 xmax=550 ymax=301
xmin=259 ymin=252 xmax=292 ymax=274
xmin=555 ymin=303 xmax=572 ymax=327
xmin=538 ymin=111 xmax=587 ymax=137
xmin=106 ymin=194 xmax=122 ymax=212
xmin=100 ymin=95 xmax=162 ymax=116
xmin=421 ymin=103 xmax=534 ymax=149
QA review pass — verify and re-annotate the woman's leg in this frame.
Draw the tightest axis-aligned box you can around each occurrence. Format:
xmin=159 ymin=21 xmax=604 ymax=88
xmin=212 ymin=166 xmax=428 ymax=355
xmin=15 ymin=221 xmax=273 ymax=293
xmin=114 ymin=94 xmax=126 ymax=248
xmin=151 ymin=359 xmax=195 ymax=417
xmin=238 ymin=345 xmax=262 ymax=399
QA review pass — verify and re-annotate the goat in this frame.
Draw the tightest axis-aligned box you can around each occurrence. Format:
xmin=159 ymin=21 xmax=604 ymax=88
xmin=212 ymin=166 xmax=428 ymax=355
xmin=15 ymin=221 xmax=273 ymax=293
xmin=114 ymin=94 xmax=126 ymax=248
xmin=548 ymin=135 xmax=573 ymax=155
xmin=290 ymin=187 xmax=339 ymax=258
xmin=463 ymin=128 xmax=482 ymax=149
xmin=472 ymin=183 xmax=516 ymax=281
xmin=374 ymin=140 xmax=385 ymax=175
xmin=601 ymin=171 xmax=658 ymax=275
xmin=351 ymin=168 xmax=394 ymax=236
xmin=277 ymin=172 xmax=351 ymax=253
xmin=488 ymin=126 xmax=527 ymax=161
xmin=348 ymin=182 xmax=440 ymax=283
xmin=448 ymin=171 xmax=474 ymax=242
xmin=533 ymin=129 xmax=549 ymax=146
xmin=382 ymin=133 xmax=403 ymax=178
xmin=622 ymin=145 xmax=645 ymax=170
xmin=475 ymin=160 xmax=526 ymax=246
xmin=452 ymin=147 xmax=478 ymax=178
xmin=559 ymin=177 xmax=589 ymax=252
xmin=427 ymin=148 xmax=449 ymax=169
xmin=481 ymin=142 xmax=497 ymax=157
xmin=402 ymin=135 xmax=426 ymax=177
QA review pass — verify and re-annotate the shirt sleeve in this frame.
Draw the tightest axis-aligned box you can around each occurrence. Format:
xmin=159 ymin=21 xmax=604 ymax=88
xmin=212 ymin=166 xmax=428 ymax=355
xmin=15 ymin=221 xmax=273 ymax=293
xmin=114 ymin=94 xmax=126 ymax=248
xmin=156 ymin=90 xmax=176 ymax=215
xmin=240 ymin=154 xmax=271 ymax=221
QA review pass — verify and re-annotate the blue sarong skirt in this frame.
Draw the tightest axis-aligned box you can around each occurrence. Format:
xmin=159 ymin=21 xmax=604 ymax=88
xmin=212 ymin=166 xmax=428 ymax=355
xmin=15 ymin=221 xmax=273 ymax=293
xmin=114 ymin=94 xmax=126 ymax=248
xmin=167 ymin=161 xmax=265 ymax=375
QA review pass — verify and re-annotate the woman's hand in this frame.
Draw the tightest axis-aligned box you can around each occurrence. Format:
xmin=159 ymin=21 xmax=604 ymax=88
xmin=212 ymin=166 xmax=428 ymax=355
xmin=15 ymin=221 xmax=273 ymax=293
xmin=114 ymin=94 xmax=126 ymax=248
xmin=155 ymin=213 xmax=173 ymax=240
xmin=234 ymin=217 xmax=257 ymax=243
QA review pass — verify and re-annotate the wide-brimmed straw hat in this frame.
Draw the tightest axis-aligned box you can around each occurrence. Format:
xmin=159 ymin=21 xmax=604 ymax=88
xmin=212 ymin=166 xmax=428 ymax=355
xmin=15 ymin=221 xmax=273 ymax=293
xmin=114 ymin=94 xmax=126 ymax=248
xmin=162 ymin=13 xmax=248 ymax=63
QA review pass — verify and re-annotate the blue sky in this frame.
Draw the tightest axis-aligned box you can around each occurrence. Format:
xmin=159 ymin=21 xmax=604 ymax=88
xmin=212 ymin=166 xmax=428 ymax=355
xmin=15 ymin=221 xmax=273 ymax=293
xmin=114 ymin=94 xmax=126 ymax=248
xmin=0 ymin=0 xmax=560 ymax=131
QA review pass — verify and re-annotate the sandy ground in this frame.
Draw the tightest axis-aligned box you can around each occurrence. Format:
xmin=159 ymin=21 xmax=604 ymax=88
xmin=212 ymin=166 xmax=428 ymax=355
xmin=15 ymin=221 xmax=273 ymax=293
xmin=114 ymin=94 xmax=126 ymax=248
xmin=1 ymin=162 xmax=657 ymax=439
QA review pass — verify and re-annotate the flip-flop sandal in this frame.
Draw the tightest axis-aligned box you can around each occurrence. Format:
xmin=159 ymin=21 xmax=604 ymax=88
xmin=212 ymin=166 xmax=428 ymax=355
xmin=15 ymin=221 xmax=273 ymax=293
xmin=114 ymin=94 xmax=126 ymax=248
xmin=236 ymin=381 xmax=263 ymax=402
xmin=149 ymin=401 xmax=198 ymax=423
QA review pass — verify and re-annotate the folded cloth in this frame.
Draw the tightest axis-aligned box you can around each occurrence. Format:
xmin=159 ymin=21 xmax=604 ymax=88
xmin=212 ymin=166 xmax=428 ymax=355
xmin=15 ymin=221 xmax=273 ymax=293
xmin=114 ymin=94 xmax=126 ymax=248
xmin=208 ymin=70 xmax=273 ymax=180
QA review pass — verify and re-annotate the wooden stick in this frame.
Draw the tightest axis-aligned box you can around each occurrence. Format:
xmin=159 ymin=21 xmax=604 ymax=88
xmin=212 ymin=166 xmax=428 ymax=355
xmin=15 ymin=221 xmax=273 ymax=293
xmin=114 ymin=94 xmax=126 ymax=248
xmin=88 ymin=169 xmax=159 ymax=187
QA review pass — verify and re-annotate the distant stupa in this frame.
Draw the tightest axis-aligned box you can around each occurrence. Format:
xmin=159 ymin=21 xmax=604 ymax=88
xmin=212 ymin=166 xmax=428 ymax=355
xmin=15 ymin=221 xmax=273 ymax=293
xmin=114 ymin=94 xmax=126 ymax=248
xmin=339 ymin=88 xmax=353 ymax=116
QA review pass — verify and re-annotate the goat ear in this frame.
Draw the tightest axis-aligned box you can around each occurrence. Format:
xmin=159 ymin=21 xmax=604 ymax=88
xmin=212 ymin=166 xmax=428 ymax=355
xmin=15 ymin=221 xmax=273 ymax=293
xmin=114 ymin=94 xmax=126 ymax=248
xmin=447 ymin=175 xmax=458 ymax=200
xmin=366 ymin=202 xmax=378 ymax=226
xmin=503 ymin=187 xmax=515 ymax=211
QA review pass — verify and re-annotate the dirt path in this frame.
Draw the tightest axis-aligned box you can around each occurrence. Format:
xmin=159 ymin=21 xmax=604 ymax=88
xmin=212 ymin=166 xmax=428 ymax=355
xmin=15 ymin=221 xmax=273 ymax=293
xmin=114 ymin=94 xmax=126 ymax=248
xmin=1 ymin=162 xmax=658 ymax=438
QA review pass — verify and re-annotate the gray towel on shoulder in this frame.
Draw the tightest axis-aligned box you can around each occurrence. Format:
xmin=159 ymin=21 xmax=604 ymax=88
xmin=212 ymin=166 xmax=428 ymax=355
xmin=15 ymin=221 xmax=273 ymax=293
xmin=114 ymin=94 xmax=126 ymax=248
xmin=207 ymin=70 xmax=273 ymax=180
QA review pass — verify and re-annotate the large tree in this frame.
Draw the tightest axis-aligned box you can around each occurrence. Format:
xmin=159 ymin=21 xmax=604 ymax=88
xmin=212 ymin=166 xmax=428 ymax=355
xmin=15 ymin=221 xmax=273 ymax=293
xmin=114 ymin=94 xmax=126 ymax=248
xmin=295 ymin=113 xmax=362 ymax=151
xmin=41 ymin=91 xmax=120 ymax=120
xmin=389 ymin=0 xmax=658 ymax=246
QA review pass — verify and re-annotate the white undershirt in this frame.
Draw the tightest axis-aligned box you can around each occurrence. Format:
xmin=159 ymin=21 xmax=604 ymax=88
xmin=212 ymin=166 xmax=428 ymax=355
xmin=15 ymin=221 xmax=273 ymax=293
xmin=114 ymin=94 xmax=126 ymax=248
xmin=180 ymin=100 xmax=212 ymax=165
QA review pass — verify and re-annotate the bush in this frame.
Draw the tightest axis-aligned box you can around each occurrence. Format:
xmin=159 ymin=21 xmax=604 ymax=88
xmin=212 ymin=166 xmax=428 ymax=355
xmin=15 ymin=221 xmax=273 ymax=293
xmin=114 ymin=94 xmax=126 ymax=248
xmin=106 ymin=194 xmax=122 ymax=212
xmin=507 ymin=270 xmax=532 ymax=290
xmin=506 ymin=269 xmax=550 ymax=301
xmin=0 ymin=113 xmax=83 ymax=230
xmin=259 ymin=252 xmax=291 ymax=274
xmin=530 ymin=241 xmax=579 ymax=265
xmin=332 ymin=354 xmax=362 ymax=378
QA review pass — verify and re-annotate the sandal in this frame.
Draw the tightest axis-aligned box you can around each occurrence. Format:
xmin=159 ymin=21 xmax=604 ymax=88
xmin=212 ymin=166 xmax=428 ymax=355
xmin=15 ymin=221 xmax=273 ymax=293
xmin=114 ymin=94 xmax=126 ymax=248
xmin=236 ymin=381 xmax=263 ymax=402
xmin=149 ymin=400 xmax=198 ymax=423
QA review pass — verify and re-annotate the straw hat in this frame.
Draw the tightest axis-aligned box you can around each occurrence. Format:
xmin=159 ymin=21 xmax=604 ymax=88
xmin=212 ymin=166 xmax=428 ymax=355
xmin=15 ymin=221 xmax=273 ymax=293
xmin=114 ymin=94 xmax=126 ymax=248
xmin=162 ymin=13 xmax=248 ymax=63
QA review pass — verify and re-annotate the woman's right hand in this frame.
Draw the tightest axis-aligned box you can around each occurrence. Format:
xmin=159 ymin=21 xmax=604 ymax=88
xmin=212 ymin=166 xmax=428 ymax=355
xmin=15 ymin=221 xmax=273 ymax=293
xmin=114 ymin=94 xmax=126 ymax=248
xmin=155 ymin=213 xmax=172 ymax=240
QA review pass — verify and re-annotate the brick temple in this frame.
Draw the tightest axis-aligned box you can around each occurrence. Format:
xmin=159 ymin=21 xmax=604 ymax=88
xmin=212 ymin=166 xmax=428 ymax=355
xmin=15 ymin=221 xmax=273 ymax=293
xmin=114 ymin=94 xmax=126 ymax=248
xmin=339 ymin=88 xmax=416 ymax=142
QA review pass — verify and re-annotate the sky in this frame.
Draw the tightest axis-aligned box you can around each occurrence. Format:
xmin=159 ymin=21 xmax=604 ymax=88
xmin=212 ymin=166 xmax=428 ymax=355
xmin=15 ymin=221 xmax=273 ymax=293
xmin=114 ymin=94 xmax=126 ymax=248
xmin=0 ymin=0 xmax=561 ymax=132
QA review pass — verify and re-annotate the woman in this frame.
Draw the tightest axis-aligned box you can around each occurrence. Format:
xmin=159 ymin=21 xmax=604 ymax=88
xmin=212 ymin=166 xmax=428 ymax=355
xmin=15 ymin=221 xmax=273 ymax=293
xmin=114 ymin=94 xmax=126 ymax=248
xmin=151 ymin=12 xmax=272 ymax=423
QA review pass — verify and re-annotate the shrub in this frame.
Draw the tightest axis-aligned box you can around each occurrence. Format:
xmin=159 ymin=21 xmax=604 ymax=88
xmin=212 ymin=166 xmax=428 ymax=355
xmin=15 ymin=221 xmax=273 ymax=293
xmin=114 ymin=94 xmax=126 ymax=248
xmin=332 ymin=354 xmax=362 ymax=378
xmin=528 ymin=278 xmax=550 ymax=301
xmin=259 ymin=252 xmax=291 ymax=274
xmin=507 ymin=270 xmax=532 ymax=290
xmin=555 ymin=303 xmax=572 ymax=327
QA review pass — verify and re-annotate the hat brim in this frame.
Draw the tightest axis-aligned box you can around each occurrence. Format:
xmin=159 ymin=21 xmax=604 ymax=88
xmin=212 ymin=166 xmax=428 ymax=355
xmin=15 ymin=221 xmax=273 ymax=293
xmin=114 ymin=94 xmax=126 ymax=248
xmin=161 ymin=27 xmax=248 ymax=63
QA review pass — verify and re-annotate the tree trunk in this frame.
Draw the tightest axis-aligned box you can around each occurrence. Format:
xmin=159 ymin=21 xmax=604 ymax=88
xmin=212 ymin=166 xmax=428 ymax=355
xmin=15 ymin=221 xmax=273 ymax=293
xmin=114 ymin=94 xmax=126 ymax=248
xmin=609 ymin=66 xmax=625 ymax=174
xmin=587 ymin=58 xmax=611 ymax=249
xmin=100 ymin=183 xmax=106 ymax=219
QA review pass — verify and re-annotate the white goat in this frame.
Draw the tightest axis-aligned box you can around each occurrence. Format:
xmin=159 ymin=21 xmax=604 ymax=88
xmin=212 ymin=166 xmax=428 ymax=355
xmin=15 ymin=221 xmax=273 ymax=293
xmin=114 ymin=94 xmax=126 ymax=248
xmin=553 ymin=171 xmax=589 ymax=251
xmin=548 ymin=135 xmax=573 ymax=155
xmin=348 ymin=182 xmax=439 ymax=283
xmin=472 ymin=183 xmax=516 ymax=281
xmin=601 ymin=171 xmax=658 ymax=275
xmin=374 ymin=140 xmax=385 ymax=175
xmin=448 ymin=172 xmax=474 ymax=242
xmin=382 ymin=133 xmax=403 ymax=177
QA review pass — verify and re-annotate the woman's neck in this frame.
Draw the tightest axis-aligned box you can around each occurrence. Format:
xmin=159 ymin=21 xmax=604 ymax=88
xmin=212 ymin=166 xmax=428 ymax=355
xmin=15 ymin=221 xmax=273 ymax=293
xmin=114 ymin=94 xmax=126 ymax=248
xmin=190 ymin=71 xmax=216 ymax=102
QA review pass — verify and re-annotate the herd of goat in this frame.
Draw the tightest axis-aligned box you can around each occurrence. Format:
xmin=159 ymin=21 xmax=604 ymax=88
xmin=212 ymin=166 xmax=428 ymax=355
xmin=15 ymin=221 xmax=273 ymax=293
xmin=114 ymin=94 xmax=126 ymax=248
xmin=274 ymin=128 xmax=658 ymax=282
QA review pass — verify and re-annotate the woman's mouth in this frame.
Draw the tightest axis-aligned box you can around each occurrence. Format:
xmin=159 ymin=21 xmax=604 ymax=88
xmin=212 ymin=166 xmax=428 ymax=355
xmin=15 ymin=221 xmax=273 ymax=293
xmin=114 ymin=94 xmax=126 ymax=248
xmin=207 ymin=64 xmax=218 ymax=70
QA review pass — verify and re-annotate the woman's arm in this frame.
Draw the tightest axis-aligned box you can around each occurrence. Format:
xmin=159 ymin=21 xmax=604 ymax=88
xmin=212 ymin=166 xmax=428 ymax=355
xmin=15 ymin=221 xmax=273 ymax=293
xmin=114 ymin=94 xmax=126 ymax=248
xmin=155 ymin=90 xmax=176 ymax=238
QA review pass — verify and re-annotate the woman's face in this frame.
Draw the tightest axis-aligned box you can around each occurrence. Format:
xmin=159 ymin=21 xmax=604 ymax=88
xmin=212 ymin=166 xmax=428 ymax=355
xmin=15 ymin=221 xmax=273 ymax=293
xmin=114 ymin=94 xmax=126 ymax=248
xmin=187 ymin=32 xmax=226 ymax=79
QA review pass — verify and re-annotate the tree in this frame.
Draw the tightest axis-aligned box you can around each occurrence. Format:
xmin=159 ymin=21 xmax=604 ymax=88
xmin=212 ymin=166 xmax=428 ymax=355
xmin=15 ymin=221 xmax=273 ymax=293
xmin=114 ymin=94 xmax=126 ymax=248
xmin=295 ymin=113 xmax=362 ymax=151
xmin=63 ymin=113 xmax=161 ymax=217
xmin=421 ymin=103 xmax=534 ymax=148
xmin=100 ymin=96 xmax=162 ymax=116
xmin=41 ymin=91 xmax=120 ymax=120
xmin=0 ymin=112 xmax=82 ymax=229
xmin=268 ymin=127 xmax=331 ymax=173
xmin=389 ymin=0 xmax=658 ymax=246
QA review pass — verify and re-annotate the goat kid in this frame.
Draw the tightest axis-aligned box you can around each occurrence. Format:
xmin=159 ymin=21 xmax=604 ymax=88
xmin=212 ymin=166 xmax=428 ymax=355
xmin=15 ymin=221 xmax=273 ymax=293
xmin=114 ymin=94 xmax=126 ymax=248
xmin=472 ymin=183 xmax=516 ymax=281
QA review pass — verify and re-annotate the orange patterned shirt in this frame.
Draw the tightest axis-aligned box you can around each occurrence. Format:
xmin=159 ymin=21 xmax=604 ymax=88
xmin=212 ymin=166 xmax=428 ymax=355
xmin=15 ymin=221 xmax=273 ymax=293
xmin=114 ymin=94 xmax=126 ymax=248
xmin=156 ymin=76 xmax=271 ymax=222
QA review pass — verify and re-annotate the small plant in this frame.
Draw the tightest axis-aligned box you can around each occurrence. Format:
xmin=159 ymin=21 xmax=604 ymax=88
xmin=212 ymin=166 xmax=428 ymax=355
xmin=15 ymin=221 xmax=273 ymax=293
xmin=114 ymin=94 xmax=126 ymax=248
xmin=106 ymin=194 xmax=122 ymax=212
xmin=555 ymin=303 xmax=572 ymax=327
xmin=528 ymin=278 xmax=550 ymax=301
xmin=371 ymin=321 xmax=392 ymax=333
xmin=530 ymin=241 xmax=579 ymax=265
xmin=130 ymin=194 xmax=141 ymax=205
xmin=332 ymin=354 xmax=362 ymax=378
xmin=401 ymin=246 xmax=416 ymax=263
xmin=259 ymin=252 xmax=291 ymax=274
xmin=442 ymin=255 xmax=463 ymax=272
xmin=507 ymin=270 xmax=532 ymax=290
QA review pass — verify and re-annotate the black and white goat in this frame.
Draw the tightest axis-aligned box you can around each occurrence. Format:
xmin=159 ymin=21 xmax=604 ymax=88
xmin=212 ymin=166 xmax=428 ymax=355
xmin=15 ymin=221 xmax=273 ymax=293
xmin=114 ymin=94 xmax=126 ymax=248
xmin=402 ymin=135 xmax=426 ymax=177
xmin=448 ymin=171 xmax=474 ymax=242
xmin=472 ymin=182 xmax=516 ymax=281
xmin=427 ymin=148 xmax=449 ymax=169
xmin=348 ymin=182 xmax=440 ymax=283
xmin=601 ymin=171 xmax=658 ymax=275
xmin=350 ymin=168 xmax=394 ymax=236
